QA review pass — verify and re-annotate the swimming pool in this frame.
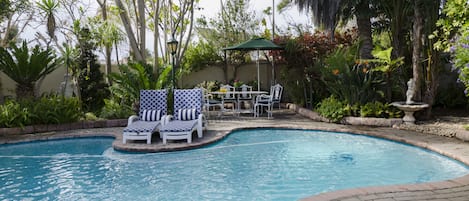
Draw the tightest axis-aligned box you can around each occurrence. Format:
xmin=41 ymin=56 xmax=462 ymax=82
xmin=0 ymin=129 xmax=468 ymax=201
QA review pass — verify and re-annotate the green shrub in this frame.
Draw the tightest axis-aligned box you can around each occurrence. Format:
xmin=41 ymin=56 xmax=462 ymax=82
xmin=24 ymin=94 xmax=82 ymax=124
xmin=0 ymin=100 xmax=30 ymax=128
xmin=0 ymin=95 xmax=82 ymax=128
xmin=100 ymin=99 xmax=133 ymax=119
xmin=316 ymin=96 xmax=350 ymax=123
xmin=84 ymin=112 xmax=100 ymax=121
xmin=360 ymin=101 xmax=386 ymax=117
xmin=359 ymin=101 xmax=402 ymax=118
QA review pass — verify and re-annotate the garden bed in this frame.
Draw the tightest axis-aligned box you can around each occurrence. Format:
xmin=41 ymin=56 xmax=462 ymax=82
xmin=286 ymin=103 xmax=403 ymax=127
xmin=0 ymin=119 xmax=127 ymax=135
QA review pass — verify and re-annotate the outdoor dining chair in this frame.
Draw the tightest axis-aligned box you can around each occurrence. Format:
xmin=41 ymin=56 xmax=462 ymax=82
xmin=220 ymin=84 xmax=237 ymax=112
xmin=202 ymin=88 xmax=224 ymax=118
xmin=237 ymin=84 xmax=253 ymax=111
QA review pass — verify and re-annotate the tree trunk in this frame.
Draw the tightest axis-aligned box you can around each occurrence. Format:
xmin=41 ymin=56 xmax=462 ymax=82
xmin=0 ymin=77 xmax=4 ymax=103
xmin=97 ymin=0 xmax=112 ymax=85
xmin=138 ymin=0 xmax=146 ymax=61
xmin=411 ymin=0 xmax=423 ymax=102
xmin=153 ymin=0 xmax=161 ymax=75
xmin=114 ymin=0 xmax=145 ymax=62
xmin=16 ymin=83 xmax=35 ymax=100
xmin=422 ymin=50 xmax=439 ymax=119
xmin=356 ymin=0 xmax=373 ymax=59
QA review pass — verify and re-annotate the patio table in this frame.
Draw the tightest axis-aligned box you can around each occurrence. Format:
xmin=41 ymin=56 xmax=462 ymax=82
xmin=210 ymin=91 xmax=268 ymax=115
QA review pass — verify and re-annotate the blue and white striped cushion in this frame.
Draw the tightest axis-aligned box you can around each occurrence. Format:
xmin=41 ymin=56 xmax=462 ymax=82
xmin=141 ymin=110 xmax=161 ymax=121
xmin=177 ymin=109 xmax=196 ymax=120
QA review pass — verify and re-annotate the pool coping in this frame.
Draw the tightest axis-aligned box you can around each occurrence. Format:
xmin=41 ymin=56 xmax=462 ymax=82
xmin=1 ymin=109 xmax=469 ymax=201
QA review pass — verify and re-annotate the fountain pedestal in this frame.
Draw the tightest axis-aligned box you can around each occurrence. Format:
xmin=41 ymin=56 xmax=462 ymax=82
xmin=391 ymin=102 xmax=429 ymax=124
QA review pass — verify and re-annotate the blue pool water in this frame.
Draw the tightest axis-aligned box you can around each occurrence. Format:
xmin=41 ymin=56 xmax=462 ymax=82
xmin=0 ymin=129 xmax=468 ymax=201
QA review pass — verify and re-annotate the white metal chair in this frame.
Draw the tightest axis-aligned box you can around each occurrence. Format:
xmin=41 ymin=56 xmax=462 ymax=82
xmin=270 ymin=84 xmax=283 ymax=109
xmin=253 ymin=84 xmax=283 ymax=118
xmin=160 ymin=88 xmax=204 ymax=144
xmin=202 ymin=88 xmax=224 ymax=118
xmin=237 ymin=84 xmax=253 ymax=111
xmin=122 ymin=89 xmax=167 ymax=144
xmin=220 ymin=84 xmax=237 ymax=112
xmin=254 ymin=93 xmax=273 ymax=118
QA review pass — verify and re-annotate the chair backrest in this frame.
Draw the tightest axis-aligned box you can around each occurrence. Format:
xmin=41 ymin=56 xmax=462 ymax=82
xmin=173 ymin=88 xmax=203 ymax=120
xmin=239 ymin=84 xmax=252 ymax=99
xmin=270 ymin=84 xmax=283 ymax=102
xmin=220 ymin=84 xmax=236 ymax=99
xmin=139 ymin=89 xmax=167 ymax=119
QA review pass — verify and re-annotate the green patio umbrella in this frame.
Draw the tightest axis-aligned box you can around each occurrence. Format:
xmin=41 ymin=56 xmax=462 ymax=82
xmin=223 ymin=38 xmax=283 ymax=90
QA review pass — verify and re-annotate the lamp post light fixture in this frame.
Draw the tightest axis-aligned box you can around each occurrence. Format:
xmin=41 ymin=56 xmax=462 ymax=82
xmin=167 ymin=38 xmax=178 ymax=89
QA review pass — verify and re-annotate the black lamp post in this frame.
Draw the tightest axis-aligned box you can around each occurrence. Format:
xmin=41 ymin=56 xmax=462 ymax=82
xmin=167 ymin=38 xmax=178 ymax=89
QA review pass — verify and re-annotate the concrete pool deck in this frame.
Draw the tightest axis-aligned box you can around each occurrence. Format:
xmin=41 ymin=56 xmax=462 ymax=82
xmin=1 ymin=109 xmax=469 ymax=200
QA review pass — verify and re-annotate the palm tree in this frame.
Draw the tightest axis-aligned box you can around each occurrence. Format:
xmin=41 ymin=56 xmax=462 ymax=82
xmin=37 ymin=0 xmax=59 ymax=41
xmin=293 ymin=0 xmax=373 ymax=58
xmin=0 ymin=41 xmax=61 ymax=99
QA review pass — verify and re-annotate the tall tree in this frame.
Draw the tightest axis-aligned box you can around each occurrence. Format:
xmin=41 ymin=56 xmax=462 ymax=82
xmin=37 ymin=0 xmax=59 ymax=44
xmin=292 ymin=0 xmax=373 ymax=58
xmin=196 ymin=0 xmax=261 ymax=82
xmin=114 ymin=0 xmax=145 ymax=62
xmin=0 ymin=0 xmax=32 ymax=47
xmin=76 ymin=27 xmax=110 ymax=113
xmin=96 ymin=0 xmax=113 ymax=84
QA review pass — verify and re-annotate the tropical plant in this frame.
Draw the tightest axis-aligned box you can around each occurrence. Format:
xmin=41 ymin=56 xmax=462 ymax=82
xmin=276 ymin=30 xmax=358 ymax=107
xmin=36 ymin=0 xmax=59 ymax=40
xmin=0 ymin=41 xmax=60 ymax=99
xmin=59 ymin=43 xmax=80 ymax=97
xmin=321 ymin=46 xmax=384 ymax=105
xmin=100 ymin=99 xmax=133 ymax=119
xmin=364 ymin=47 xmax=404 ymax=101
xmin=109 ymin=62 xmax=171 ymax=108
xmin=0 ymin=100 xmax=30 ymax=128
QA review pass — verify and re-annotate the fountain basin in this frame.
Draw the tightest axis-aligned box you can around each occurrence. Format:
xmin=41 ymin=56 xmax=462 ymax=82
xmin=391 ymin=101 xmax=429 ymax=124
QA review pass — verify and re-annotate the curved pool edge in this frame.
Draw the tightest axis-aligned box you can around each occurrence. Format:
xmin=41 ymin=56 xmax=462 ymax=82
xmin=2 ymin=113 xmax=469 ymax=201
xmin=300 ymin=174 xmax=469 ymax=201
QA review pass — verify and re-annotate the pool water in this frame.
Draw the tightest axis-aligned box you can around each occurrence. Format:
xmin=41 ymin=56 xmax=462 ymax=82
xmin=0 ymin=129 xmax=468 ymax=201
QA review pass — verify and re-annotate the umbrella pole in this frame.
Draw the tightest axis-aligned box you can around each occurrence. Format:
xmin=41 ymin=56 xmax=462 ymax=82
xmin=257 ymin=49 xmax=260 ymax=90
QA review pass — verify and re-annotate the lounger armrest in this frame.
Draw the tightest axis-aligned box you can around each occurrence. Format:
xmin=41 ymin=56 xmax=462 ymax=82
xmin=162 ymin=115 xmax=173 ymax=125
xmin=198 ymin=113 xmax=204 ymax=126
xmin=197 ymin=113 xmax=204 ymax=138
xmin=127 ymin=115 xmax=139 ymax=126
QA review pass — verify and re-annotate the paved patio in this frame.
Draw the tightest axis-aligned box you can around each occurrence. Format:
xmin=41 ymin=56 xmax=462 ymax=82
xmin=1 ymin=109 xmax=469 ymax=200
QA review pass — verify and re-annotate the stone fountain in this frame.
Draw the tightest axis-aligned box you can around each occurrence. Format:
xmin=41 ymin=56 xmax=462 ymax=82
xmin=391 ymin=78 xmax=429 ymax=124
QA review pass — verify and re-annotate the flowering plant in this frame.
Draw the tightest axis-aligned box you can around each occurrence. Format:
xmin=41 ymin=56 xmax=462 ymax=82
xmin=233 ymin=79 xmax=243 ymax=88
